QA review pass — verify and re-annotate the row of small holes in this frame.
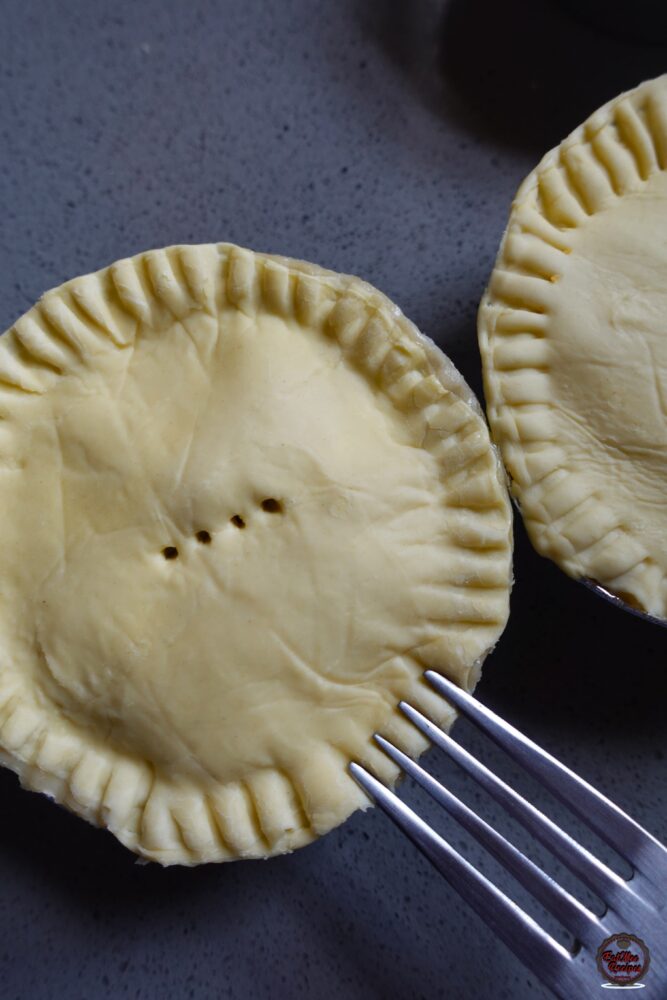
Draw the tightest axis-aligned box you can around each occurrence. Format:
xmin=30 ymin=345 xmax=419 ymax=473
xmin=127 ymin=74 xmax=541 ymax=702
xmin=161 ymin=499 xmax=283 ymax=559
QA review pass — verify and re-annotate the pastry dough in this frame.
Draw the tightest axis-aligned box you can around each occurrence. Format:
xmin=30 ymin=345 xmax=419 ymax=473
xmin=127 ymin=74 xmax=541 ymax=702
xmin=0 ymin=244 xmax=512 ymax=864
xmin=479 ymin=76 xmax=667 ymax=620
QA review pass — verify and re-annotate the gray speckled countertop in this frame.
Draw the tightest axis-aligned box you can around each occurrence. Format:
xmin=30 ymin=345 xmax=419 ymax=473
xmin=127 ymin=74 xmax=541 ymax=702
xmin=1 ymin=2 xmax=666 ymax=998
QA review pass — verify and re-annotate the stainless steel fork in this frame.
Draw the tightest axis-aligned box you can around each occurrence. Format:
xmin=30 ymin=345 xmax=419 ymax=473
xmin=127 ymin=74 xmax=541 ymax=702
xmin=350 ymin=671 xmax=667 ymax=998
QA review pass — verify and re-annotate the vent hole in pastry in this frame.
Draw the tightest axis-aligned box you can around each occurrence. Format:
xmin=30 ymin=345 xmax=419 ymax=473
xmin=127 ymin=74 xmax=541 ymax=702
xmin=230 ymin=515 xmax=246 ymax=529
xmin=261 ymin=498 xmax=282 ymax=514
xmin=162 ymin=546 xmax=179 ymax=560
xmin=195 ymin=530 xmax=212 ymax=544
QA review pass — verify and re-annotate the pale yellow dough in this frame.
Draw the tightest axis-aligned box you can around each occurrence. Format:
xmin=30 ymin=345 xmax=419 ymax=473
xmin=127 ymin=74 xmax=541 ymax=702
xmin=0 ymin=244 xmax=512 ymax=864
xmin=479 ymin=75 xmax=667 ymax=620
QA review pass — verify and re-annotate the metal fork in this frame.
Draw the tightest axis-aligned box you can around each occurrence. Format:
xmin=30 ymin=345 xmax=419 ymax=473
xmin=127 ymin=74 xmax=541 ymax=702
xmin=350 ymin=671 xmax=667 ymax=998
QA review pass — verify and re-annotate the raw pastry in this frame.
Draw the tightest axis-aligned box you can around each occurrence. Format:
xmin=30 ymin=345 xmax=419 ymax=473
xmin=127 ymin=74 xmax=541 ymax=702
xmin=0 ymin=244 xmax=512 ymax=864
xmin=479 ymin=76 xmax=667 ymax=620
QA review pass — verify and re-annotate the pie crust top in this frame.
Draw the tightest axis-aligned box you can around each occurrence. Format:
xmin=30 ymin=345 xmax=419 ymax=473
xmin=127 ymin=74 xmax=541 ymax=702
xmin=479 ymin=76 xmax=667 ymax=620
xmin=0 ymin=244 xmax=512 ymax=864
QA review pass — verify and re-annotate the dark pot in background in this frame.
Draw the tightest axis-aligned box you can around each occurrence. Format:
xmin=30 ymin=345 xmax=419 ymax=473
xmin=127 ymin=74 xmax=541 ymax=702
xmin=556 ymin=0 xmax=667 ymax=43
xmin=558 ymin=0 xmax=667 ymax=42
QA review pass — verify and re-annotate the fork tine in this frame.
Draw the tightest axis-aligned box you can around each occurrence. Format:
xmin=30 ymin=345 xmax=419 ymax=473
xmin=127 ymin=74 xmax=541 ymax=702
xmin=349 ymin=761 xmax=578 ymax=1000
xmin=425 ymin=670 xmax=667 ymax=894
xmin=373 ymin=733 xmax=605 ymax=950
xmin=399 ymin=701 xmax=647 ymax=920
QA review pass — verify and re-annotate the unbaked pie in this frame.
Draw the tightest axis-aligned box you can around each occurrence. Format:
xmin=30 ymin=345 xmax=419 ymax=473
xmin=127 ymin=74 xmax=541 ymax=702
xmin=479 ymin=76 xmax=667 ymax=620
xmin=0 ymin=244 xmax=512 ymax=863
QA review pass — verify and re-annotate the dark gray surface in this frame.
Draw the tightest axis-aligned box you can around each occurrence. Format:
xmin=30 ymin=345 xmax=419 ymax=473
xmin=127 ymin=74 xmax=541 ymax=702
xmin=1 ymin=2 xmax=666 ymax=998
